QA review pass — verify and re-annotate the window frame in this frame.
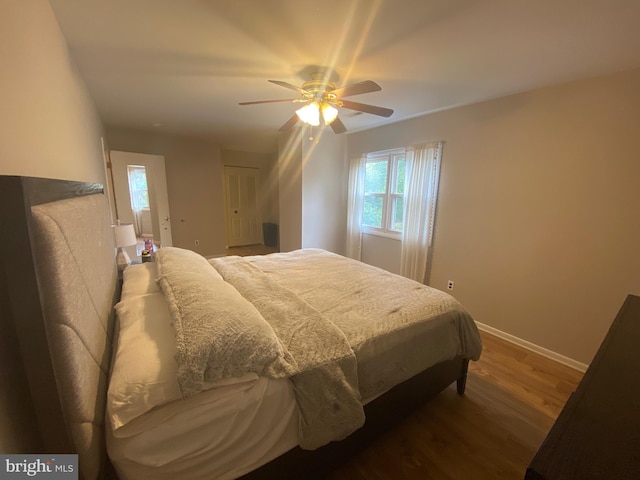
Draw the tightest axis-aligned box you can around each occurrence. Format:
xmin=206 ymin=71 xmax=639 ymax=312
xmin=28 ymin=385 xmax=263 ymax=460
xmin=362 ymin=148 xmax=406 ymax=238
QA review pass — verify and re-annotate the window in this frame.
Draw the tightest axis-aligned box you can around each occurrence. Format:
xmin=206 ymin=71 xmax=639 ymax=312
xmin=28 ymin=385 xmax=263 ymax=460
xmin=362 ymin=148 xmax=406 ymax=235
xmin=127 ymin=165 xmax=150 ymax=236
xmin=347 ymin=141 xmax=443 ymax=280
xmin=127 ymin=165 xmax=150 ymax=210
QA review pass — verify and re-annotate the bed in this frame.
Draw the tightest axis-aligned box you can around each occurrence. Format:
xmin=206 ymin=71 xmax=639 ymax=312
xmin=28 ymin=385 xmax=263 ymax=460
xmin=2 ymin=176 xmax=482 ymax=480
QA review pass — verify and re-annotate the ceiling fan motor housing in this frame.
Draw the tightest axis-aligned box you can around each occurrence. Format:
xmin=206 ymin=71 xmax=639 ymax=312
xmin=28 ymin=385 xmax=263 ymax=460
xmin=301 ymin=80 xmax=341 ymax=105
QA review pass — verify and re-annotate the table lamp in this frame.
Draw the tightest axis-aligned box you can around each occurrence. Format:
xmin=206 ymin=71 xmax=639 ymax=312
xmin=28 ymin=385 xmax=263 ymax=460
xmin=112 ymin=222 xmax=137 ymax=271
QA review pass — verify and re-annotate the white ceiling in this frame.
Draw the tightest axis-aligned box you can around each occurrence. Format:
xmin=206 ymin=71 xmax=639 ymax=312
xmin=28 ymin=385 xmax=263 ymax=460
xmin=49 ymin=0 xmax=640 ymax=153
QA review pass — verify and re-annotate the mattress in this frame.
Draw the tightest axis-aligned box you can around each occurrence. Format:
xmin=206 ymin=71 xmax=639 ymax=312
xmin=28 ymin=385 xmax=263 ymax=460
xmin=107 ymin=376 xmax=299 ymax=480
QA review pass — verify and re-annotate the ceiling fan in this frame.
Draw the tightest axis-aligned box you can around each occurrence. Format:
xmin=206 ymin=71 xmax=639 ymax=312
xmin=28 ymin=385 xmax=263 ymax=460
xmin=238 ymin=73 xmax=393 ymax=134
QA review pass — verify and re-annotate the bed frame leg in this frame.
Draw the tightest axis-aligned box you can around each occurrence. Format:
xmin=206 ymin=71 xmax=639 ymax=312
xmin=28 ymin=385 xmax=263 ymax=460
xmin=456 ymin=359 xmax=470 ymax=395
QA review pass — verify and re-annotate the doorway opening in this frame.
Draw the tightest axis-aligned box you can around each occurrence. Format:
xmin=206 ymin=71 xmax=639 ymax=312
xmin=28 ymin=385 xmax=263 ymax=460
xmin=109 ymin=150 xmax=173 ymax=260
xmin=126 ymin=165 xmax=155 ymax=254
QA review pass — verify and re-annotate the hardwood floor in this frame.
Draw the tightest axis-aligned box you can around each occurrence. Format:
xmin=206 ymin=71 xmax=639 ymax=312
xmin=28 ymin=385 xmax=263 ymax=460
xmin=326 ymin=331 xmax=583 ymax=480
xmin=226 ymin=244 xmax=278 ymax=256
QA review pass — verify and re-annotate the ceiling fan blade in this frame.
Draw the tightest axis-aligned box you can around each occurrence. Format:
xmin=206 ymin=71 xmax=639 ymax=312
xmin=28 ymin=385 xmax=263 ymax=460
xmin=269 ymin=80 xmax=307 ymax=95
xmin=279 ymin=114 xmax=299 ymax=132
xmin=340 ymin=99 xmax=393 ymax=117
xmin=238 ymin=98 xmax=296 ymax=105
xmin=330 ymin=80 xmax=381 ymax=98
xmin=329 ymin=116 xmax=347 ymax=134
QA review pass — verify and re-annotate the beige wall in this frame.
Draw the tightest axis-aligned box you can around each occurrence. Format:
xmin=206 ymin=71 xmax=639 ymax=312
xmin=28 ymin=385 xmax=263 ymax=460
xmin=0 ymin=0 xmax=105 ymax=183
xmin=105 ymin=128 xmax=227 ymax=257
xmin=278 ymin=129 xmax=304 ymax=252
xmin=277 ymin=127 xmax=348 ymax=254
xmin=0 ymin=0 xmax=106 ymax=452
xmin=348 ymin=67 xmax=640 ymax=365
xmin=361 ymin=233 xmax=402 ymax=275
xmin=301 ymin=130 xmax=348 ymax=255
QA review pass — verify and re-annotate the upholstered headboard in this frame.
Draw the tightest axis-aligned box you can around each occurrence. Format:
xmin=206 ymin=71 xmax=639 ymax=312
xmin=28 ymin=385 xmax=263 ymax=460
xmin=0 ymin=177 xmax=118 ymax=480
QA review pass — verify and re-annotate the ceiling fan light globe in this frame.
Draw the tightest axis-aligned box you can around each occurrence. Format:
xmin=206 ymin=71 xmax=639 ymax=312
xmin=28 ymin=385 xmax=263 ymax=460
xmin=296 ymin=102 xmax=320 ymax=126
xmin=322 ymin=104 xmax=338 ymax=125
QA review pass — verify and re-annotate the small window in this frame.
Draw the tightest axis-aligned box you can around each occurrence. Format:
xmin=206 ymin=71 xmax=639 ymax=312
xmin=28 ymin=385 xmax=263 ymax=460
xmin=362 ymin=149 xmax=406 ymax=235
xmin=127 ymin=165 xmax=150 ymax=210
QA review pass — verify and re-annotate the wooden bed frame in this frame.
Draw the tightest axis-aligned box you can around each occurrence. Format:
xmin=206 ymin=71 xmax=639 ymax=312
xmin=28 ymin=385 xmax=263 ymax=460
xmin=242 ymin=357 xmax=469 ymax=479
xmin=0 ymin=175 xmax=470 ymax=480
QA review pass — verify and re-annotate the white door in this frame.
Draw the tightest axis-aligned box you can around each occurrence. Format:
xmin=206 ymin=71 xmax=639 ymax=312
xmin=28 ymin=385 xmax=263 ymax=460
xmin=225 ymin=166 xmax=261 ymax=247
xmin=110 ymin=151 xmax=173 ymax=251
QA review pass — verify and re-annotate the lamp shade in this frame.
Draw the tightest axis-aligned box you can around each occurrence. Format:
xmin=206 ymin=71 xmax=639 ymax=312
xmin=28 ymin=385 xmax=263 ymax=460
xmin=296 ymin=102 xmax=320 ymax=126
xmin=321 ymin=104 xmax=338 ymax=125
xmin=113 ymin=223 xmax=137 ymax=248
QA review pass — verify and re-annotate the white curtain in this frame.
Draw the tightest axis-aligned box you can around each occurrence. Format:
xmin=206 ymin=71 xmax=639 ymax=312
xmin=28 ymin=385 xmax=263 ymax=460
xmin=400 ymin=141 xmax=443 ymax=282
xmin=127 ymin=165 xmax=145 ymax=236
xmin=346 ymin=153 xmax=366 ymax=260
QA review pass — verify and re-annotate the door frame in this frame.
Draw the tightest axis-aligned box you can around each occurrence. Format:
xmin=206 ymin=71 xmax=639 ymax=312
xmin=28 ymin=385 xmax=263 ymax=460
xmin=109 ymin=151 xmax=173 ymax=255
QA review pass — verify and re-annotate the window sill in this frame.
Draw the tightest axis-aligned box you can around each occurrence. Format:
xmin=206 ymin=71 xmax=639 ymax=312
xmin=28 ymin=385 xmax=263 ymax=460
xmin=362 ymin=228 xmax=402 ymax=241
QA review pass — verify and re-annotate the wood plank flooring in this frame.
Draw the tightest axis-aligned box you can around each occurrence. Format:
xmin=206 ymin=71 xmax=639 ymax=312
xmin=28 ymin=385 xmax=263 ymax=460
xmin=226 ymin=244 xmax=278 ymax=256
xmin=326 ymin=331 xmax=583 ymax=480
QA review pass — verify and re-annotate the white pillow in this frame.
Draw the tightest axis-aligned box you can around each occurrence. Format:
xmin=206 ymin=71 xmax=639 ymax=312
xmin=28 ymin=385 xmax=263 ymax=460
xmin=121 ymin=262 xmax=161 ymax=298
xmin=155 ymin=246 xmax=223 ymax=279
xmin=108 ymin=292 xmax=257 ymax=433
xmin=121 ymin=249 xmax=224 ymax=299
xmin=109 ymin=293 xmax=180 ymax=430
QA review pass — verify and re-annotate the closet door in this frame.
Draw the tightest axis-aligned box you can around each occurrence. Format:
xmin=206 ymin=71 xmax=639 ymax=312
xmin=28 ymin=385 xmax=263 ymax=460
xmin=225 ymin=166 xmax=261 ymax=247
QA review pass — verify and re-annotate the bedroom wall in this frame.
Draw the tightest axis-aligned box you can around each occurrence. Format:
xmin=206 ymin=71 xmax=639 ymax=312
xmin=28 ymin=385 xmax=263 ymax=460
xmin=0 ymin=0 xmax=105 ymax=183
xmin=0 ymin=0 xmax=107 ymax=453
xmin=278 ymin=129 xmax=304 ymax=252
xmin=301 ymin=131 xmax=348 ymax=255
xmin=277 ymin=127 xmax=348 ymax=254
xmin=348 ymin=67 xmax=640 ymax=366
xmin=105 ymin=128 xmax=227 ymax=258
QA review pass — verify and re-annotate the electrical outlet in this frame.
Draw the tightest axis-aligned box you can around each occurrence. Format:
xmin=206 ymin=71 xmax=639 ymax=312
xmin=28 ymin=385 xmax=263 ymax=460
xmin=447 ymin=280 xmax=454 ymax=291
xmin=194 ymin=239 xmax=200 ymax=246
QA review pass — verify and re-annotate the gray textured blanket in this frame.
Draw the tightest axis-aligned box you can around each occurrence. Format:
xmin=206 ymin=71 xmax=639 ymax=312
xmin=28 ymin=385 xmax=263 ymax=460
xmin=217 ymin=249 xmax=483 ymax=401
xmin=155 ymin=248 xmax=295 ymax=398
xmin=211 ymin=256 xmax=365 ymax=449
xmin=156 ymin=248 xmax=364 ymax=449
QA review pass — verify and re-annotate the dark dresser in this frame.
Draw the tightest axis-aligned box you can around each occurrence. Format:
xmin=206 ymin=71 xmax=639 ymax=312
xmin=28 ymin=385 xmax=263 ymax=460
xmin=526 ymin=294 xmax=640 ymax=479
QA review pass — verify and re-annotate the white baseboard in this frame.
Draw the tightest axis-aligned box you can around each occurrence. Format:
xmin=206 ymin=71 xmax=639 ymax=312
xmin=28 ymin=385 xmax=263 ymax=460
xmin=475 ymin=321 xmax=589 ymax=373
